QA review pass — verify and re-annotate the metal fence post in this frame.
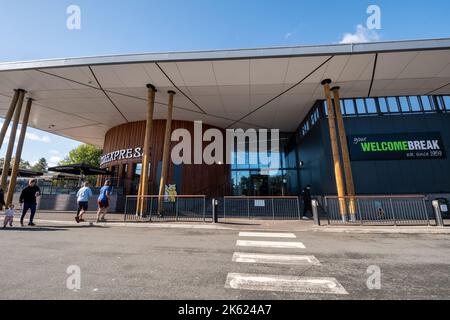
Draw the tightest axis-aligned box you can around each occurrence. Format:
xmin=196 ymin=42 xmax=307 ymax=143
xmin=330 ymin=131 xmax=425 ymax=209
xmin=247 ymin=198 xmax=250 ymax=219
xmin=124 ymin=196 xmax=128 ymax=222
xmin=297 ymin=197 xmax=301 ymax=220
xmin=432 ymin=200 xmax=444 ymax=227
xmin=312 ymin=199 xmax=320 ymax=226
xmin=212 ymin=198 xmax=218 ymax=223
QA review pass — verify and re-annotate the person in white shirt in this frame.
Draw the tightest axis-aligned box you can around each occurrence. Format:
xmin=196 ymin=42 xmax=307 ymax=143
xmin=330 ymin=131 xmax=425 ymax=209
xmin=75 ymin=182 xmax=93 ymax=223
xmin=3 ymin=204 xmax=15 ymax=228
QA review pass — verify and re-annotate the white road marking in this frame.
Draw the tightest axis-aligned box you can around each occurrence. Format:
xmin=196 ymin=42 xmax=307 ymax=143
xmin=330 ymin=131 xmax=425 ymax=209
xmin=232 ymin=252 xmax=321 ymax=266
xmin=239 ymin=232 xmax=296 ymax=239
xmin=236 ymin=240 xmax=305 ymax=249
xmin=225 ymin=273 xmax=348 ymax=295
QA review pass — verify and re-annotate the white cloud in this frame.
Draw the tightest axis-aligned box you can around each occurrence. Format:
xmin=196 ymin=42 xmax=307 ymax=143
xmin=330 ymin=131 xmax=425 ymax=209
xmin=285 ymin=32 xmax=292 ymax=39
xmin=26 ymin=132 xmax=51 ymax=143
xmin=339 ymin=24 xmax=380 ymax=44
xmin=48 ymin=155 xmax=63 ymax=168
xmin=49 ymin=150 xmax=60 ymax=155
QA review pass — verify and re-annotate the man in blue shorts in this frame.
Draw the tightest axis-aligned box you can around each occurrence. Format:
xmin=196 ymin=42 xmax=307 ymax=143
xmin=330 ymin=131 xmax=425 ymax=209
xmin=97 ymin=180 xmax=112 ymax=223
xmin=75 ymin=181 xmax=93 ymax=223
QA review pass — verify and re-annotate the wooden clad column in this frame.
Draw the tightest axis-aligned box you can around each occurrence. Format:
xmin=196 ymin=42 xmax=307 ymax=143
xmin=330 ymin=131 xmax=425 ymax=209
xmin=158 ymin=90 xmax=175 ymax=214
xmin=6 ymin=98 xmax=32 ymax=205
xmin=331 ymin=87 xmax=357 ymax=220
xmin=0 ymin=89 xmax=20 ymax=149
xmin=1 ymin=89 xmax=25 ymax=191
xmin=321 ymin=79 xmax=347 ymax=220
xmin=137 ymin=84 xmax=157 ymax=215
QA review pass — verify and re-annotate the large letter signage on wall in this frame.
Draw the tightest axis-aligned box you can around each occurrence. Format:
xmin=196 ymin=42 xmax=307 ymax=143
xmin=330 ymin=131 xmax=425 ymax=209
xmin=348 ymin=132 xmax=446 ymax=161
xmin=100 ymin=147 xmax=144 ymax=166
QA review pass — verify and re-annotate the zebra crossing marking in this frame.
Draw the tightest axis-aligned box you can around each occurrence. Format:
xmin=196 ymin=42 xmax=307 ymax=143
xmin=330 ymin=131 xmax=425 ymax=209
xmin=233 ymin=252 xmax=321 ymax=266
xmin=238 ymin=232 xmax=296 ymax=239
xmin=225 ymin=273 xmax=348 ymax=295
xmin=236 ymin=240 xmax=305 ymax=249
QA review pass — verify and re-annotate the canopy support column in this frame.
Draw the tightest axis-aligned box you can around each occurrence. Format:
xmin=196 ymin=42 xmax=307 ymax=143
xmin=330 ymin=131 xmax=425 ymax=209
xmin=158 ymin=90 xmax=175 ymax=215
xmin=331 ymin=86 xmax=356 ymax=220
xmin=1 ymin=89 xmax=26 ymax=192
xmin=137 ymin=84 xmax=157 ymax=216
xmin=321 ymin=79 xmax=347 ymax=221
xmin=6 ymin=98 xmax=33 ymax=205
xmin=0 ymin=89 xmax=20 ymax=149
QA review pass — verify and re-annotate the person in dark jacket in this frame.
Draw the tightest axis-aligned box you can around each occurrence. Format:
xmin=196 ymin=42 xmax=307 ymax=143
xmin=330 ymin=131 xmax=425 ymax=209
xmin=0 ymin=187 xmax=5 ymax=211
xmin=19 ymin=179 xmax=41 ymax=227
xmin=301 ymin=185 xmax=312 ymax=220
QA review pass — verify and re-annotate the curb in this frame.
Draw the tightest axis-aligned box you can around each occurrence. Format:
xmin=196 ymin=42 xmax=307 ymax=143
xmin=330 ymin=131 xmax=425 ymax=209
xmin=311 ymin=227 xmax=450 ymax=235
xmin=35 ymin=219 xmax=233 ymax=231
xmin=33 ymin=219 xmax=450 ymax=234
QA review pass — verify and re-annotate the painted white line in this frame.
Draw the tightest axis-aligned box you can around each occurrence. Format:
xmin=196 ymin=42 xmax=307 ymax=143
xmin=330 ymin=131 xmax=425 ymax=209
xmin=239 ymin=232 xmax=296 ymax=239
xmin=236 ymin=240 xmax=305 ymax=249
xmin=232 ymin=252 xmax=321 ymax=266
xmin=225 ymin=273 xmax=348 ymax=295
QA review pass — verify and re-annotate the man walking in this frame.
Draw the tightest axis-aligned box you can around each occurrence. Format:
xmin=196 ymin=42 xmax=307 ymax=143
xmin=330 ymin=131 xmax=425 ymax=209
xmin=75 ymin=181 xmax=93 ymax=223
xmin=19 ymin=179 xmax=41 ymax=227
xmin=97 ymin=180 xmax=112 ymax=223
xmin=301 ymin=185 xmax=312 ymax=220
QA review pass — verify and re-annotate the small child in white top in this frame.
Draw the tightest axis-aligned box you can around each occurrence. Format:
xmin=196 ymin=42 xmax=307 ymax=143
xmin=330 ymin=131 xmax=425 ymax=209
xmin=3 ymin=204 xmax=15 ymax=228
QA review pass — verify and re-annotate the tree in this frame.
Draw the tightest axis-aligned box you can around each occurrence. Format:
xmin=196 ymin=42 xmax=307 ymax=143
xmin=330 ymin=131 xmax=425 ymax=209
xmin=59 ymin=144 xmax=103 ymax=167
xmin=31 ymin=158 xmax=48 ymax=173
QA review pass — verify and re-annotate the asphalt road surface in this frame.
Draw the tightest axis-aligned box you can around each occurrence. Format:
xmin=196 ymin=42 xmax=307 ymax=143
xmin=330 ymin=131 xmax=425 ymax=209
xmin=0 ymin=223 xmax=449 ymax=300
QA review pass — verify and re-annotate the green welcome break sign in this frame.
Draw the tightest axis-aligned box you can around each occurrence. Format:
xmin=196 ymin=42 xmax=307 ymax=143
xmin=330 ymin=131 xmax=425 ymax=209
xmin=348 ymin=132 xmax=446 ymax=161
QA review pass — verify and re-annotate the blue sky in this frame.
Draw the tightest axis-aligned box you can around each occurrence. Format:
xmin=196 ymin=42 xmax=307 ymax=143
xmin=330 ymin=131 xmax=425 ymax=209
xmin=1 ymin=0 xmax=450 ymax=167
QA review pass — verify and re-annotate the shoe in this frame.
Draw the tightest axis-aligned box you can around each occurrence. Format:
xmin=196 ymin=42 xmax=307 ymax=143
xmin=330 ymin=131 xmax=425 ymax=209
xmin=79 ymin=219 xmax=85 ymax=222
xmin=100 ymin=218 xmax=107 ymax=222
xmin=301 ymin=216 xmax=311 ymax=220
xmin=28 ymin=222 xmax=36 ymax=227
xmin=20 ymin=222 xmax=24 ymax=227
xmin=75 ymin=216 xmax=80 ymax=223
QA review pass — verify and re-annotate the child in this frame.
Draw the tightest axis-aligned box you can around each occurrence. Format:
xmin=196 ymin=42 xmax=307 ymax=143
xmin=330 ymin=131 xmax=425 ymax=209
xmin=3 ymin=204 xmax=15 ymax=228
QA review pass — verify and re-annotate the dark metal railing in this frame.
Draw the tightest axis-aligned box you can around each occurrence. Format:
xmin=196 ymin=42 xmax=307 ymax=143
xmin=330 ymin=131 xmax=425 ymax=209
xmin=124 ymin=195 xmax=207 ymax=222
xmin=222 ymin=196 xmax=301 ymax=220
xmin=324 ymin=195 xmax=430 ymax=226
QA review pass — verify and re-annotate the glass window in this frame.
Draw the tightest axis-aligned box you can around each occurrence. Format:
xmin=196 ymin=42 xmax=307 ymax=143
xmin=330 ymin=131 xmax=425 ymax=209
xmin=421 ymin=96 xmax=433 ymax=111
xmin=344 ymin=99 xmax=355 ymax=115
xmin=235 ymin=171 xmax=251 ymax=196
xmin=444 ymin=96 xmax=450 ymax=111
xmin=399 ymin=96 xmax=410 ymax=112
xmin=355 ymin=99 xmax=366 ymax=114
xmin=365 ymin=98 xmax=377 ymax=113
xmin=409 ymin=96 xmax=421 ymax=112
xmin=387 ymin=97 xmax=399 ymax=112
xmin=378 ymin=97 xmax=388 ymax=113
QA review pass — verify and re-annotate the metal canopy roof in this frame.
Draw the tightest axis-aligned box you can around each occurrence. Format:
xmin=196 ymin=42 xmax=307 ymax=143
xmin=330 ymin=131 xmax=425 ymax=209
xmin=0 ymin=38 xmax=450 ymax=147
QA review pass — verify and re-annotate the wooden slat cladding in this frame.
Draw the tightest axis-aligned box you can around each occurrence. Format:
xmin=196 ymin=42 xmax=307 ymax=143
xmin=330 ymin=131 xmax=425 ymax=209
xmin=102 ymin=120 xmax=230 ymax=197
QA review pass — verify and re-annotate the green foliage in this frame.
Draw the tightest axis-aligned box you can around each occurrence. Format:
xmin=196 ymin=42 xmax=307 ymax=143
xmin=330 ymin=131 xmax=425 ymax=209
xmin=31 ymin=157 xmax=48 ymax=173
xmin=59 ymin=144 xmax=103 ymax=167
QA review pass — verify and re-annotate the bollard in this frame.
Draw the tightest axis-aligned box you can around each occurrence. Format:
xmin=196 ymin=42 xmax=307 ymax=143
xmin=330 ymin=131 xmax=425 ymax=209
xmin=212 ymin=198 xmax=219 ymax=223
xmin=312 ymin=199 xmax=320 ymax=226
xmin=432 ymin=200 xmax=444 ymax=227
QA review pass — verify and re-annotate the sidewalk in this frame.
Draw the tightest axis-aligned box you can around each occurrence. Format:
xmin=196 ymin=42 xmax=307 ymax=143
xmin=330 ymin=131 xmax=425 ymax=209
xmin=29 ymin=211 xmax=450 ymax=234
